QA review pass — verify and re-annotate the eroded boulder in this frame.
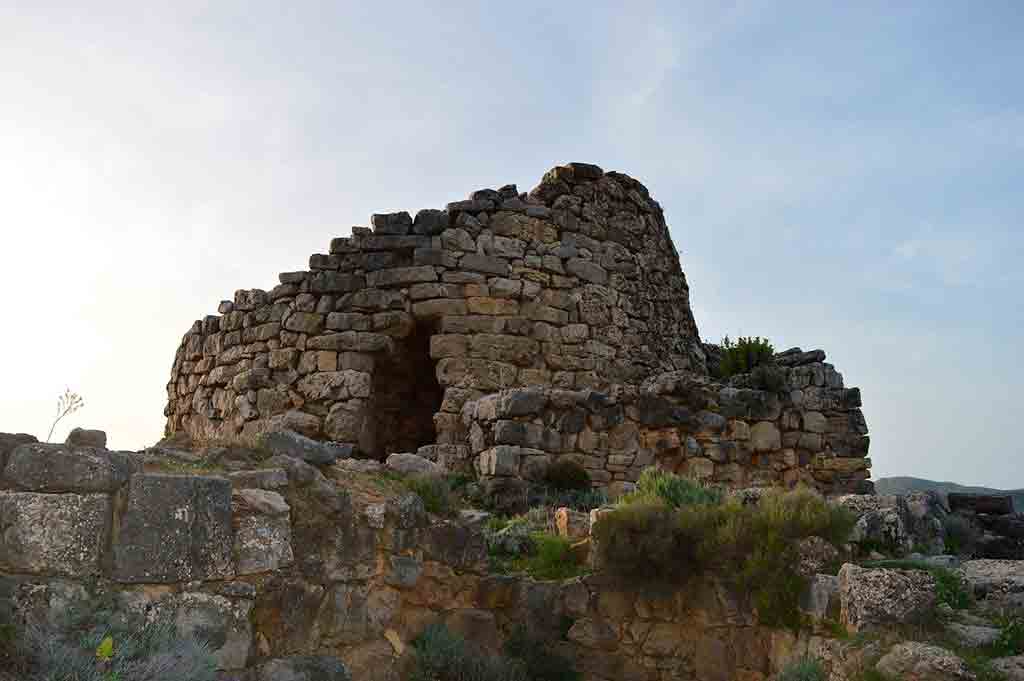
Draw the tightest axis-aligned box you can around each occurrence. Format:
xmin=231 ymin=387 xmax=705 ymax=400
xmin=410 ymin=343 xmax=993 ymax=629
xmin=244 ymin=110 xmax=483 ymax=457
xmin=0 ymin=492 xmax=109 ymax=577
xmin=838 ymin=563 xmax=936 ymax=632
xmin=875 ymin=642 xmax=973 ymax=681
xmin=3 ymin=442 xmax=137 ymax=493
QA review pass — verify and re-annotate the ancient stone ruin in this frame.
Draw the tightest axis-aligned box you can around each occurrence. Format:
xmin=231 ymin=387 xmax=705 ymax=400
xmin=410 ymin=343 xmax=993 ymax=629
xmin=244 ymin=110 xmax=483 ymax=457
xmin=165 ymin=163 xmax=870 ymax=494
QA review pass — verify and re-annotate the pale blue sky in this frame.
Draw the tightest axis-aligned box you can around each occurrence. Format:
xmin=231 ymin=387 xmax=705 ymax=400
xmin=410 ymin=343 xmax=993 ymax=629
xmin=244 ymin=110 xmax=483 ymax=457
xmin=1 ymin=1 xmax=1021 ymax=486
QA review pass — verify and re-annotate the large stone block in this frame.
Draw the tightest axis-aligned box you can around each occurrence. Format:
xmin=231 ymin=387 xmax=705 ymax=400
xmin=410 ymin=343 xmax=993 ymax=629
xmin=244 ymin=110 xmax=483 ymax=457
xmin=110 ymin=474 xmax=234 ymax=583
xmin=3 ymin=443 xmax=137 ymax=493
xmin=0 ymin=491 xmax=110 ymax=577
xmin=233 ymin=488 xmax=294 ymax=575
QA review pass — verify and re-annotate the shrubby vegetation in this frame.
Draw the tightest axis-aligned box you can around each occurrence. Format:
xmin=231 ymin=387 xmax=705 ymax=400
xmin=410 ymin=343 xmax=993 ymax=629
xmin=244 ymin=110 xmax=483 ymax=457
xmin=626 ymin=468 xmax=722 ymax=508
xmin=544 ymin=459 xmax=591 ymax=491
xmin=404 ymin=472 xmax=471 ymax=515
xmin=778 ymin=656 xmax=826 ymax=681
xmin=410 ymin=623 xmax=579 ymax=681
xmin=593 ymin=470 xmax=855 ymax=628
xmin=9 ymin=613 xmax=217 ymax=681
xmin=485 ymin=510 xmax=587 ymax=581
xmin=994 ymin=617 xmax=1024 ymax=657
xmin=713 ymin=335 xmax=776 ymax=380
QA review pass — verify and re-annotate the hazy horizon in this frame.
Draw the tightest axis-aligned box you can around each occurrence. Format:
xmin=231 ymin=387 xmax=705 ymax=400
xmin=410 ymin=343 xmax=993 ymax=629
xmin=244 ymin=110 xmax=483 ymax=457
xmin=2 ymin=1 xmax=1021 ymax=487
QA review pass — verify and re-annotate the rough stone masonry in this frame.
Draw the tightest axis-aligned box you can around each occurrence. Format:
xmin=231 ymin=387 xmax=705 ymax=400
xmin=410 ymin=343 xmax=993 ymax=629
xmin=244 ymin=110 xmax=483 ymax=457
xmin=164 ymin=163 xmax=870 ymax=494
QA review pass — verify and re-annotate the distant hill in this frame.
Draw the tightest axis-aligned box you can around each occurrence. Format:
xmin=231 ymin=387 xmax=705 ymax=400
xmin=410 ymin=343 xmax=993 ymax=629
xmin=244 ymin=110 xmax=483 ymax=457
xmin=875 ymin=476 xmax=1024 ymax=511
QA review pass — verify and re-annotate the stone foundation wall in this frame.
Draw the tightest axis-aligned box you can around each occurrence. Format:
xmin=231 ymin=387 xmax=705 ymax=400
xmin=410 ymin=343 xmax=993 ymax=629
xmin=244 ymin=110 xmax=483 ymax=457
xmin=164 ymin=163 xmax=705 ymax=456
xmin=1 ymin=436 xmax=841 ymax=681
xmin=462 ymin=348 xmax=870 ymax=495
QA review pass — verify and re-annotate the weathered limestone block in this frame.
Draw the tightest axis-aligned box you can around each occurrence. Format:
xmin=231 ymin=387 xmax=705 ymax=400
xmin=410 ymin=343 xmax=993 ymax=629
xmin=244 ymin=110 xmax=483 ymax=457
xmin=65 ymin=427 xmax=107 ymax=448
xmin=876 ymin=642 xmax=973 ymax=681
xmin=0 ymin=432 xmax=36 ymax=471
xmin=839 ymin=563 xmax=936 ymax=632
xmin=233 ymin=488 xmax=294 ymax=575
xmin=159 ymin=591 xmax=254 ymax=670
xmin=3 ymin=443 xmax=137 ymax=492
xmin=0 ymin=491 xmax=110 ymax=577
xmin=750 ymin=421 xmax=781 ymax=452
xmin=110 ymin=474 xmax=234 ymax=583
xmin=385 ymin=452 xmax=443 ymax=476
xmin=262 ymin=430 xmax=354 ymax=465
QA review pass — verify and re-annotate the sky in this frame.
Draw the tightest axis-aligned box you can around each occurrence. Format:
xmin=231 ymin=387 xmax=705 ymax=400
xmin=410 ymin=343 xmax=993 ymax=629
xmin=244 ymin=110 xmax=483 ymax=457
xmin=1 ymin=1 xmax=1021 ymax=487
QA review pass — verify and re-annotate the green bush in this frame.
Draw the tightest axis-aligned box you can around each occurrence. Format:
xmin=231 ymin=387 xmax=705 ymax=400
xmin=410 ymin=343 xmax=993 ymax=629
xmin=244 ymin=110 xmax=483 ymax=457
xmin=594 ymin=482 xmax=855 ymax=629
xmin=626 ymin=468 xmax=722 ymax=509
xmin=714 ymin=335 xmax=776 ymax=379
xmin=405 ymin=473 xmax=457 ymax=515
xmin=994 ymin=617 xmax=1024 ymax=656
xmin=778 ymin=656 xmax=826 ymax=681
xmin=498 ymin=532 xmax=586 ymax=581
xmin=544 ymin=459 xmax=591 ymax=491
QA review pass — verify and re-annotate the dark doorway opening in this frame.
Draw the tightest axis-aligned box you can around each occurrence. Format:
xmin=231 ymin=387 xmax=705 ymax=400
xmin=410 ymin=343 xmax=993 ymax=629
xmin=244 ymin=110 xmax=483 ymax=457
xmin=370 ymin=323 xmax=443 ymax=459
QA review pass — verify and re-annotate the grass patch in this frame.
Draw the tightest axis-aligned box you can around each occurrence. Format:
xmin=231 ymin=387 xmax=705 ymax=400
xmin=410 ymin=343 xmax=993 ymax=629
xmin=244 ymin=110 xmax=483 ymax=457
xmin=625 ymin=467 xmax=722 ymax=508
xmin=492 ymin=532 xmax=587 ymax=581
xmin=593 ymin=476 xmax=855 ymax=629
xmin=777 ymin=656 xmax=826 ymax=681
xmin=404 ymin=473 xmax=459 ymax=515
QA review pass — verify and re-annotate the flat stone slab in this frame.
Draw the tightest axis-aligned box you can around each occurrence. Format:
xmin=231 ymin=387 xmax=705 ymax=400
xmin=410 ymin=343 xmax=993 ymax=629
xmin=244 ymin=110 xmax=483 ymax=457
xmin=3 ymin=442 xmax=137 ymax=492
xmin=261 ymin=430 xmax=354 ymax=465
xmin=0 ymin=491 xmax=110 ymax=577
xmin=110 ymin=473 xmax=234 ymax=583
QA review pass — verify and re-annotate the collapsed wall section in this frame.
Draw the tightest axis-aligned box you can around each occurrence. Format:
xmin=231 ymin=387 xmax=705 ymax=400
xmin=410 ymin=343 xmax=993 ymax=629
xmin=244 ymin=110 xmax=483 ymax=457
xmin=164 ymin=163 xmax=706 ymax=453
xmin=464 ymin=348 xmax=871 ymax=496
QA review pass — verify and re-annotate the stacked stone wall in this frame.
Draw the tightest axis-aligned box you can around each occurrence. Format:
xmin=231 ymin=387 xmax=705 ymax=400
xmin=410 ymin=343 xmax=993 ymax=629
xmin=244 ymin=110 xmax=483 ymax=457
xmin=165 ymin=163 xmax=705 ymax=457
xmin=463 ymin=348 xmax=870 ymax=496
xmin=0 ymin=436 xmax=839 ymax=681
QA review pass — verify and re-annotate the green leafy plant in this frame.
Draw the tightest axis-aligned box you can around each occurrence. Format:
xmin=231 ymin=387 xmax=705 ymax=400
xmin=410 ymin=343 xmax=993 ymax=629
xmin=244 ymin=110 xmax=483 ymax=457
xmin=714 ymin=336 xmax=776 ymax=380
xmin=494 ymin=532 xmax=587 ymax=581
xmin=778 ymin=656 xmax=826 ymax=681
xmin=994 ymin=617 xmax=1024 ymax=656
xmin=544 ymin=459 xmax=591 ymax=491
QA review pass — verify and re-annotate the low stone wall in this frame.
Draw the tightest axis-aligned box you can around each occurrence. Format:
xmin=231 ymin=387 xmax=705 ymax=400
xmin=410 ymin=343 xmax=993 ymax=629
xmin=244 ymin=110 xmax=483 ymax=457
xmin=1 ymin=435 xmax=841 ymax=681
xmin=463 ymin=348 xmax=870 ymax=496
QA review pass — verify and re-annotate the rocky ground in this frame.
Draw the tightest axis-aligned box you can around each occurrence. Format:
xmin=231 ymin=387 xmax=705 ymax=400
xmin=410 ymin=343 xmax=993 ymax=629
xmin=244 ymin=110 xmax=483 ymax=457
xmin=2 ymin=428 xmax=1024 ymax=680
